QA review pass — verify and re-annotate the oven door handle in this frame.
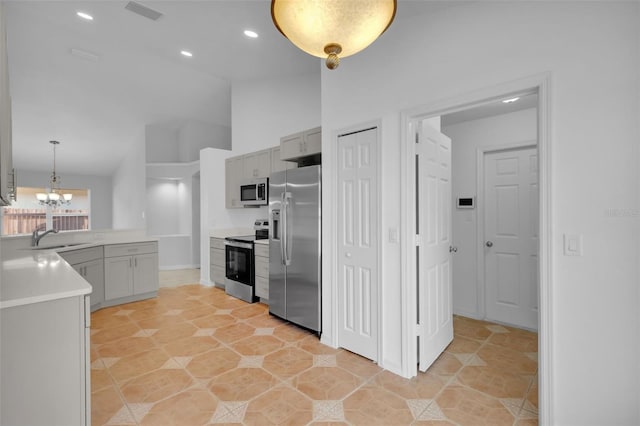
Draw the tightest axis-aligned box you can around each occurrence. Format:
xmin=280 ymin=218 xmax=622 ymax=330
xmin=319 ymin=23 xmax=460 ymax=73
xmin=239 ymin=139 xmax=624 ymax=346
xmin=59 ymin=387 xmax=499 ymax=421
xmin=224 ymin=240 xmax=254 ymax=250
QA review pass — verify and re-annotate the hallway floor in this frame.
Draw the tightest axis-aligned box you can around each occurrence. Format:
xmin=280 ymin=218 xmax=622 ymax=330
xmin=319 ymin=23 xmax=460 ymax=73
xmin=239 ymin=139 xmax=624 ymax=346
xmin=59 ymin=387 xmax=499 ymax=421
xmin=91 ymin=283 xmax=538 ymax=425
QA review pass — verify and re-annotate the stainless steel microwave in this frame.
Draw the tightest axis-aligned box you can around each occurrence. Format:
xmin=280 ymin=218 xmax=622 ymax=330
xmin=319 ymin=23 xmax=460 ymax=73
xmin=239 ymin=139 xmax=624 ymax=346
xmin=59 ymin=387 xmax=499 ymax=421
xmin=240 ymin=178 xmax=268 ymax=206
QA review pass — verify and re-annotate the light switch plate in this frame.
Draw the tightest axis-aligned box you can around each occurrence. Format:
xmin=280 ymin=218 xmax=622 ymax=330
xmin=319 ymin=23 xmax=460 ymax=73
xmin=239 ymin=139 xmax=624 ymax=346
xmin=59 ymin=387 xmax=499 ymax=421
xmin=563 ymin=234 xmax=583 ymax=256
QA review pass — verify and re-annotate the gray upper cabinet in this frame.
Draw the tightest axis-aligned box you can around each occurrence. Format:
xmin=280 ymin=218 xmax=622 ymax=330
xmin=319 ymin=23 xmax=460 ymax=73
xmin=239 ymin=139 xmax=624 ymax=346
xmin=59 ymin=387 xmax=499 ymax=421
xmin=271 ymin=146 xmax=298 ymax=174
xmin=243 ymin=149 xmax=271 ymax=180
xmin=280 ymin=127 xmax=321 ymax=161
xmin=0 ymin=3 xmax=14 ymax=206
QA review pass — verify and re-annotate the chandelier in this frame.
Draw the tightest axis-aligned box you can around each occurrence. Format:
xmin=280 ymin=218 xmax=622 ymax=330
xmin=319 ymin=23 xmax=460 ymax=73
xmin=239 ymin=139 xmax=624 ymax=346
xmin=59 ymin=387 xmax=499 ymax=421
xmin=271 ymin=0 xmax=397 ymax=70
xmin=36 ymin=140 xmax=72 ymax=207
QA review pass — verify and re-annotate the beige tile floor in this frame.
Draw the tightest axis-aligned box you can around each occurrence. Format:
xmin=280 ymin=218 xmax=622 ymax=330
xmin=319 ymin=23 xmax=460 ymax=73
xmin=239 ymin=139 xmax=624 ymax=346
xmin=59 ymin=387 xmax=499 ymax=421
xmin=91 ymin=281 xmax=538 ymax=425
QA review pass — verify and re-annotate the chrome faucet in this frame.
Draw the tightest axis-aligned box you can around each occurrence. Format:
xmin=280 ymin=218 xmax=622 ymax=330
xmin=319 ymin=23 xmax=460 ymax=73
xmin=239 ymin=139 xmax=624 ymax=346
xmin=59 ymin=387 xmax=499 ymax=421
xmin=31 ymin=225 xmax=58 ymax=246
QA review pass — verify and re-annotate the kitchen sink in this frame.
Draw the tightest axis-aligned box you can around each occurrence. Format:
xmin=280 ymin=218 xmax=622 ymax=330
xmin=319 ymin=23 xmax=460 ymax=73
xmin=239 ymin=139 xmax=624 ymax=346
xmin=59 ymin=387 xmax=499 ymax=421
xmin=25 ymin=243 xmax=87 ymax=250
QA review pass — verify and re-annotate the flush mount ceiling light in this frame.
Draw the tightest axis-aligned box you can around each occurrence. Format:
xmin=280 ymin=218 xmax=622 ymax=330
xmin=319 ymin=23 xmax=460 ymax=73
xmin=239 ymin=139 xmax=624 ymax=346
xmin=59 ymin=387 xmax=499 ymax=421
xmin=180 ymin=50 xmax=193 ymax=57
xmin=271 ymin=0 xmax=396 ymax=70
xmin=244 ymin=30 xmax=259 ymax=38
xmin=502 ymin=97 xmax=520 ymax=104
xmin=36 ymin=141 xmax=72 ymax=207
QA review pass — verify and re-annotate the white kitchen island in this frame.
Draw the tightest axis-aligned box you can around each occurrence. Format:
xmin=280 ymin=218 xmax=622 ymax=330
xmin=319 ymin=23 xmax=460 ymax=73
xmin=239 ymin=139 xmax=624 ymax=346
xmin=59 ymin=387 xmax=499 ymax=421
xmin=1 ymin=249 xmax=92 ymax=426
xmin=0 ymin=231 xmax=160 ymax=426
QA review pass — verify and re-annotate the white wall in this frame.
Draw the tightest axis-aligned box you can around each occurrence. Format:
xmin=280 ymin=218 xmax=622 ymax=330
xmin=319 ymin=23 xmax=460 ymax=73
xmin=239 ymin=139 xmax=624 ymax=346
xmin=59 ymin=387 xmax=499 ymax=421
xmin=146 ymin=121 xmax=231 ymax=163
xmin=442 ymin=108 xmax=537 ymax=318
xmin=231 ymin=72 xmax=321 ymax=155
xmin=145 ymin=179 xmax=181 ymax=235
xmin=145 ymin=125 xmax=179 ymax=163
xmin=178 ymin=121 xmax=231 ymax=162
xmin=112 ymin=133 xmax=146 ymax=230
xmin=320 ymin=2 xmax=639 ymax=424
xmin=146 ymin=161 xmax=200 ymax=269
xmin=12 ymin=169 xmax=112 ymax=230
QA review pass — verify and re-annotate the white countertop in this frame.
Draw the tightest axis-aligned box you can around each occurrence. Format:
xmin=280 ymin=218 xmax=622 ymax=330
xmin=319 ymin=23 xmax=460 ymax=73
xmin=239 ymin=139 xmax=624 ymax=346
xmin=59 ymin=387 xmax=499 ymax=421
xmin=1 ymin=252 xmax=91 ymax=309
xmin=254 ymin=239 xmax=269 ymax=245
xmin=1 ymin=237 xmax=158 ymax=310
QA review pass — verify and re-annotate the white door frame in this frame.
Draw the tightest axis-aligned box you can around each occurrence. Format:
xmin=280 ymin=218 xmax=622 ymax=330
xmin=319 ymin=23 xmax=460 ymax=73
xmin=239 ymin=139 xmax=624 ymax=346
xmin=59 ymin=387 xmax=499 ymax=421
xmin=325 ymin=120 xmax=383 ymax=364
xmin=475 ymin=141 xmax=537 ymax=322
xmin=400 ymin=73 xmax=553 ymax=424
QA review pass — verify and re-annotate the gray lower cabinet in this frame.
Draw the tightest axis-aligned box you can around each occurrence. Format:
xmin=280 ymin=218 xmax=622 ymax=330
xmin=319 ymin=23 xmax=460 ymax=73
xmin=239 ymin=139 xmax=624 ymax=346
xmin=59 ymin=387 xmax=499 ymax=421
xmin=254 ymin=242 xmax=269 ymax=300
xmin=60 ymin=246 xmax=105 ymax=311
xmin=1 ymin=294 xmax=90 ymax=425
xmin=104 ymin=242 xmax=159 ymax=301
xmin=210 ymin=237 xmax=225 ymax=286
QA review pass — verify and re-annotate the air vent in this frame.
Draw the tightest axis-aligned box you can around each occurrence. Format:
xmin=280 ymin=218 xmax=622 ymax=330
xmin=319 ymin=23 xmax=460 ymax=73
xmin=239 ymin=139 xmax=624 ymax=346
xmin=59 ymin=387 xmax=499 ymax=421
xmin=124 ymin=1 xmax=163 ymax=21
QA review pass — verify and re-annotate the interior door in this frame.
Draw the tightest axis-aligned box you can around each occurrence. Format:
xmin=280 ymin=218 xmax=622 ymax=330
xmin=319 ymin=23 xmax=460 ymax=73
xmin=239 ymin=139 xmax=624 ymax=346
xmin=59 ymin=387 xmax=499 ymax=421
xmin=417 ymin=121 xmax=453 ymax=372
xmin=484 ymin=147 xmax=538 ymax=330
xmin=337 ymin=127 xmax=378 ymax=361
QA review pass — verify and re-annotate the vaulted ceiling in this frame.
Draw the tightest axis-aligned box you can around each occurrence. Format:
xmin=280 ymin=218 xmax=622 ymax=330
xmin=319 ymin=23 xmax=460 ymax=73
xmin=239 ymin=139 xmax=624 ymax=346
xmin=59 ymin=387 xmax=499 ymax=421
xmin=4 ymin=1 xmax=471 ymax=176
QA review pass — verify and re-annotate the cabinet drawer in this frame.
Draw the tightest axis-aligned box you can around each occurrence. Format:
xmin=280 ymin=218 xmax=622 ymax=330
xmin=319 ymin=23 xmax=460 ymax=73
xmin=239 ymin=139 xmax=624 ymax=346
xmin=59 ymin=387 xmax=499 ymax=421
xmin=210 ymin=237 xmax=225 ymax=250
xmin=59 ymin=246 xmax=103 ymax=265
xmin=255 ymin=255 xmax=269 ymax=278
xmin=254 ymin=243 xmax=269 ymax=258
xmin=104 ymin=242 xmax=157 ymax=258
xmin=255 ymin=275 xmax=269 ymax=299
xmin=211 ymin=265 xmax=225 ymax=285
xmin=211 ymin=248 xmax=225 ymax=268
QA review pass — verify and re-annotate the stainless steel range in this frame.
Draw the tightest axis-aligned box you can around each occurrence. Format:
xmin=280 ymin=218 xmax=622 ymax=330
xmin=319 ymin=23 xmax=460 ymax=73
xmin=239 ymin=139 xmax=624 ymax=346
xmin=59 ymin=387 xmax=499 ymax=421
xmin=224 ymin=220 xmax=268 ymax=303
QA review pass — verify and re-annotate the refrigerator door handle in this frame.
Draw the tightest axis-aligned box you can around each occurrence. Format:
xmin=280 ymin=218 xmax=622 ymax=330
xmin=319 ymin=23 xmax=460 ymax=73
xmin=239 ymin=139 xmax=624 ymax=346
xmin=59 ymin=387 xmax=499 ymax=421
xmin=280 ymin=192 xmax=287 ymax=265
xmin=283 ymin=191 xmax=293 ymax=266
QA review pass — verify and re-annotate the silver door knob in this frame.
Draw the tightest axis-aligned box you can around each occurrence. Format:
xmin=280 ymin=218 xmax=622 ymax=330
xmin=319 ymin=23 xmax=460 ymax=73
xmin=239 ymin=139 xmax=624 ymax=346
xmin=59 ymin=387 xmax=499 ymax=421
xmin=486 ymin=241 xmax=493 ymax=247
xmin=345 ymin=252 xmax=352 ymax=258
xmin=449 ymin=246 xmax=458 ymax=253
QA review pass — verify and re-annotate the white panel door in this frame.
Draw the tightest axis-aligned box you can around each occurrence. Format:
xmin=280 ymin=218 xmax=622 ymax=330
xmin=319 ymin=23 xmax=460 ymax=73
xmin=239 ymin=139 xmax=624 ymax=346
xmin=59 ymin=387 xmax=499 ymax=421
xmin=417 ymin=122 xmax=453 ymax=372
xmin=484 ymin=147 xmax=538 ymax=330
xmin=337 ymin=128 xmax=378 ymax=361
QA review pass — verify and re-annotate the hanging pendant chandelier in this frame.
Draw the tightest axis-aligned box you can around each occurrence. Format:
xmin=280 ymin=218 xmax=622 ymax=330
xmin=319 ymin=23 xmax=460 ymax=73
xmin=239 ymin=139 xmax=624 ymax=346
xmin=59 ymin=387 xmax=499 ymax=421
xmin=35 ymin=140 xmax=72 ymax=207
xmin=271 ymin=0 xmax=397 ymax=70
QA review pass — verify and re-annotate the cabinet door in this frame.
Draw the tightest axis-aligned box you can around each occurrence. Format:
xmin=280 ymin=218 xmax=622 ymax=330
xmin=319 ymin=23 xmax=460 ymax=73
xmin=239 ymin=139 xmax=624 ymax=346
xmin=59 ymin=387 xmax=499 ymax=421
xmin=243 ymin=149 xmax=271 ymax=179
xmin=271 ymin=147 xmax=297 ymax=174
xmin=280 ymin=132 xmax=304 ymax=161
xmin=133 ymin=253 xmax=159 ymax=295
xmin=304 ymin=127 xmax=322 ymax=156
xmin=84 ymin=259 xmax=105 ymax=308
xmin=104 ymin=256 xmax=134 ymax=300
xmin=225 ymin=156 xmax=243 ymax=208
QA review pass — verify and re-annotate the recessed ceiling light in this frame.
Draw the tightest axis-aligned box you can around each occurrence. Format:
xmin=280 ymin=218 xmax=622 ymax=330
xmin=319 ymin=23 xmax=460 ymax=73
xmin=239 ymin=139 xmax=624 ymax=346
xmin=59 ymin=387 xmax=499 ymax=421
xmin=76 ymin=11 xmax=94 ymax=21
xmin=244 ymin=30 xmax=259 ymax=39
xmin=180 ymin=50 xmax=193 ymax=57
xmin=502 ymin=97 xmax=520 ymax=104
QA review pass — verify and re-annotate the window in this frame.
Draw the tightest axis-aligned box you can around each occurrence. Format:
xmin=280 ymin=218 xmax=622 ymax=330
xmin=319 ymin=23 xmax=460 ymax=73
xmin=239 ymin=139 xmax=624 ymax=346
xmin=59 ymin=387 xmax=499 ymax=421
xmin=1 ymin=187 xmax=90 ymax=235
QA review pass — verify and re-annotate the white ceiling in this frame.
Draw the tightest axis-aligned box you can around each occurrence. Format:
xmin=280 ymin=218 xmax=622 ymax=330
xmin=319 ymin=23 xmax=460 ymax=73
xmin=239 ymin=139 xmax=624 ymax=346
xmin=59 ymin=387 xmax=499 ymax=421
xmin=6 ymin=0 xmax=322 ymax=176
xmin=4 ymin=0 xmax=470 ymax=177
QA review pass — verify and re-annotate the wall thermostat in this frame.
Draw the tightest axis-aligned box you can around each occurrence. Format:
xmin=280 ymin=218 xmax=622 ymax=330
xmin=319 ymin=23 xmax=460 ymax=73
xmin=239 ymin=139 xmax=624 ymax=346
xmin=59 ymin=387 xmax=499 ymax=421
xmin=457 ymin=197 xmax=475 ymax=209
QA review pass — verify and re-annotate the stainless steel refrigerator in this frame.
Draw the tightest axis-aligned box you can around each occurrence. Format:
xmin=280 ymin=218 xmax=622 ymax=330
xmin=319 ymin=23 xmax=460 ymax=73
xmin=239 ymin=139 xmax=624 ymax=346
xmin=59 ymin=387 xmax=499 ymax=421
xmin=269 ymin=165 xmax=321 ymax=333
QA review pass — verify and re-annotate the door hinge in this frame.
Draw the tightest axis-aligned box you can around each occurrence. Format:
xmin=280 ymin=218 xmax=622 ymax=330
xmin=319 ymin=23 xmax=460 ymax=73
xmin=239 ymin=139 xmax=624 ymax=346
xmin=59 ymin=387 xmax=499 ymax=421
xmin=415 ymin=234 xmax=422 ymax=246
xmin=415 ymin=322 xmax=424 ymax=337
